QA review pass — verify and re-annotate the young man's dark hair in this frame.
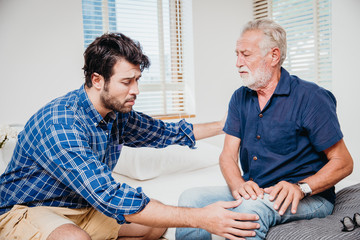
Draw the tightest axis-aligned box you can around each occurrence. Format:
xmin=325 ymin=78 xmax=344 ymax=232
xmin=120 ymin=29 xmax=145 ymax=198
xmin=83 ymin=33 xmax=150 ymax=87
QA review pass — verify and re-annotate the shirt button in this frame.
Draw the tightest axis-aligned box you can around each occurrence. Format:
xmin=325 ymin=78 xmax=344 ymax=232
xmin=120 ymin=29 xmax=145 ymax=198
xmin=259 ymin=113 xmax=263 ymax=118
xmin=253 ymin=156 xmax=258 ymax=161
xmin=256 ymin=135 xmax=261 ymax=140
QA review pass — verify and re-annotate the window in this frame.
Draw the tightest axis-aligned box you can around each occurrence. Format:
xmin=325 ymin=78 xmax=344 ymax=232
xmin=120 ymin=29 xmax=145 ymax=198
xmin=82 ymin=0 xmax=195 ymax=118
xmin=253 ymin=0 xmax=332 ymax=89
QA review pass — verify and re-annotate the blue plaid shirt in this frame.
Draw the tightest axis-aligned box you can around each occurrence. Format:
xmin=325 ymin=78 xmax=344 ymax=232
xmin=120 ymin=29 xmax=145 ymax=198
xmin=0 ymin=85 xmax=195 ymax=223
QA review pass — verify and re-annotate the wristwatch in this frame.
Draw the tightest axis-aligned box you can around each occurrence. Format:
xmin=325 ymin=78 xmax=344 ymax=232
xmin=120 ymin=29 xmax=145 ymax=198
xmin=297 ymin=182 xmax=312 ymax=197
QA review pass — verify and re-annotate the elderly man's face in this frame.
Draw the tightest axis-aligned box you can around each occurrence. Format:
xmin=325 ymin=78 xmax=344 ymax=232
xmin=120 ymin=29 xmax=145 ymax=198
xmin=235 ymin=30 xmax=272 ymax=90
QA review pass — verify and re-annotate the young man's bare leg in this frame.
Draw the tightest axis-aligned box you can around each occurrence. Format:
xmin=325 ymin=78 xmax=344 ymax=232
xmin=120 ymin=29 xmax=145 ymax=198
xmin=118 ymin=223 xmax=167 ymax=240
xmin=47 ymin=223 xmax=91 ymax=240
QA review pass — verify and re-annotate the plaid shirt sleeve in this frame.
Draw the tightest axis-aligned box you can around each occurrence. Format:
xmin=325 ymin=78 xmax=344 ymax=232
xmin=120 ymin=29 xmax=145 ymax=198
xmin=121 ymin=111 xmax=196 ymax=148
xmin=36 ymin=123 xmax=150 ymax=223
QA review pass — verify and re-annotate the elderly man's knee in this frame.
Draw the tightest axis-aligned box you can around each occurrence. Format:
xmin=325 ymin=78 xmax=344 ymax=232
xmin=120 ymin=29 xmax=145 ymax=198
xmin=178 ymin=187 xmax=204 ymax=207
xmin=233 ymin=195 xmax=275 ymax=216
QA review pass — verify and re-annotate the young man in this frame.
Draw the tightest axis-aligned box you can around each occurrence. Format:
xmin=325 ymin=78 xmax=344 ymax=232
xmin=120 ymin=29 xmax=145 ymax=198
xmin=0 ymin=33 xmax=259 ymax=240
xmin=176 ymin=19 xmax=353 ymax=240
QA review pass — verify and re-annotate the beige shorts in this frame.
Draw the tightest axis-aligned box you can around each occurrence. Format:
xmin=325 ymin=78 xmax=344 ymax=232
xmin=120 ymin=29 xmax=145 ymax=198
xmin=0 ymin=205 xmax=121 ymax=240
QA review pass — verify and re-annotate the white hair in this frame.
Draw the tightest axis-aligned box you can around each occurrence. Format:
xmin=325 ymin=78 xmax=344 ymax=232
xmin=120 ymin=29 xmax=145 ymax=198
xmin=241 ymin=19 xmax=287 ymax=66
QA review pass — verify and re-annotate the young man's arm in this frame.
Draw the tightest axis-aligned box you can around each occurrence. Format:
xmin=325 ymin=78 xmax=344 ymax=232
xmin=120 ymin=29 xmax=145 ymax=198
xmin=192 ymin=113 xmax=227 ymax=140
xmin=125 ymin=199 xmax=259 ymax=240
xmin=192 ymin=121 xmax=224 ymax=140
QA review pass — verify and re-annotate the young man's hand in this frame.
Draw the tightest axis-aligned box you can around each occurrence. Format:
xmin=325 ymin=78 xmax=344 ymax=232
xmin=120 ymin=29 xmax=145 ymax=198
xmin=198 ymin=199 xmax=260 ymax=240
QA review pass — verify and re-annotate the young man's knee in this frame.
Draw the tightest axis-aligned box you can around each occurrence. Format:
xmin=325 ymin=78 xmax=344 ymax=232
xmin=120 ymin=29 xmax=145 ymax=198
xmin=144 ymin=227 xmax=167 ymax=240
xmin=118 ymin=226 xmax=167 ymax=240
xmin=47 ymin=224 xmax=91 ymax=240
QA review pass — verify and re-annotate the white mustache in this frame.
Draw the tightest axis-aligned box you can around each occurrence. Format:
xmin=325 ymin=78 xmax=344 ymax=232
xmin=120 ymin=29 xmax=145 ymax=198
xmin=238 ymin=66 xmax=250 ymax=72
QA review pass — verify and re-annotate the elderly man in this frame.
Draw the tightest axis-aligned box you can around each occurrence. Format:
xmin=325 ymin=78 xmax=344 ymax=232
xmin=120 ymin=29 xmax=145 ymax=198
xmin=0 ymin=33 xmax=259 ymax=240
xmin=176 ymin=19 xmax=353 ymax=240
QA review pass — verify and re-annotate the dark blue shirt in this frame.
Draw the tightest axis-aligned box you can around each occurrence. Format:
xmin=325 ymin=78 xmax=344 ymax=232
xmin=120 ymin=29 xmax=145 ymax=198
xmin=0 ymin=85 xmax=195 ymax=222
xmin=224 ymin=68 xmax=343 ymax=204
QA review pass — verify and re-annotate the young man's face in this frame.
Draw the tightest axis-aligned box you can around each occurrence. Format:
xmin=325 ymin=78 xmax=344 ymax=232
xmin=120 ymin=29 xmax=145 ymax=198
xmin=100 ymin=60 xmax=141 ymax=113
xmin=235 ymin=30 xmax=272 ymax=90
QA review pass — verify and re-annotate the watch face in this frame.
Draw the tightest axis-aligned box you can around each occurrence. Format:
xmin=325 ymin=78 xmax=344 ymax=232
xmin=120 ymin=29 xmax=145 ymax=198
xmin=299 ymin=183 xmax=312 ymax=196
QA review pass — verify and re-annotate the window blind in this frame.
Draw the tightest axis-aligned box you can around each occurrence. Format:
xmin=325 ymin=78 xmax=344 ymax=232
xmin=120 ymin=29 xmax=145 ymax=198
xmin=253 ymin=0 xmax=332 ymax=89
xmin=82 ymin=0 xmax=195 ymax=117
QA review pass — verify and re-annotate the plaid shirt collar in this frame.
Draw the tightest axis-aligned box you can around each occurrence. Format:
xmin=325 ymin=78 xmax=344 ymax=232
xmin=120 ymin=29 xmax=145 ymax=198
xmin=78 ymin=84 xmax=116 ymax=127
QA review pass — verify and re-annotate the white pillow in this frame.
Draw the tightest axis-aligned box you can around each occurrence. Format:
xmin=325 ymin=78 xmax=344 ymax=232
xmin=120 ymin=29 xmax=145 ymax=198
xmin=0 ymin=138 xmax=17 ymax=175
xmin=113 ymin=141 xmax=222 ymax=180
xmin=0 ymin=154 xmax=7 ymax=175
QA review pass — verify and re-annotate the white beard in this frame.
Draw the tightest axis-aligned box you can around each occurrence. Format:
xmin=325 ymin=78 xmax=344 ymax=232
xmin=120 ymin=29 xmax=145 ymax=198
xmin=239 ymin=61 xmax=272 ymax=91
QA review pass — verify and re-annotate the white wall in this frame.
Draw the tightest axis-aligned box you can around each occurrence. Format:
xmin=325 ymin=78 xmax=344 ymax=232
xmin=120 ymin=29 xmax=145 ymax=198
xmin=0 ymin=0 xmax=84 ymax=125
xmin=332 ymin=0 xmax=360 ymax=186
xmin=190 ymin=0 xmax=253 ymax=145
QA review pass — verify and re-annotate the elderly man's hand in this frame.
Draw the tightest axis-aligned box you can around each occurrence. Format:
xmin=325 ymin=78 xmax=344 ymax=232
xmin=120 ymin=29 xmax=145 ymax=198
xmin=233 ymin=180 xmax=264 ymax=200
xmin=264 ymin=181 xmax=304 ymax=215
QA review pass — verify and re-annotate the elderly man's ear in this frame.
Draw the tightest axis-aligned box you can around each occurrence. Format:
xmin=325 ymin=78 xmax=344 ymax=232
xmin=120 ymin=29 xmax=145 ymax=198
xmin=270 ymin=47 xmax=281 ymax=66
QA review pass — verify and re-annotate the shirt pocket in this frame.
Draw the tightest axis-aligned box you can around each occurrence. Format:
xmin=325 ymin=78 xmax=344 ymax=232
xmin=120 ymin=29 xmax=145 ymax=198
xmin=262 ymin=120 xmax=297 ymax=155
